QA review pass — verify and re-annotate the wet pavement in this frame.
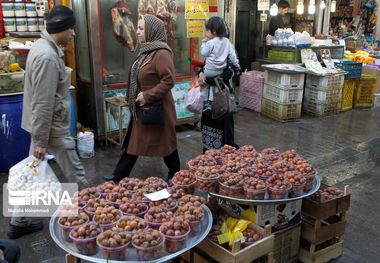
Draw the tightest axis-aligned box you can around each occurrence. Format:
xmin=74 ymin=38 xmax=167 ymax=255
xmin=1 ymin=107 xmax=380 ymax=263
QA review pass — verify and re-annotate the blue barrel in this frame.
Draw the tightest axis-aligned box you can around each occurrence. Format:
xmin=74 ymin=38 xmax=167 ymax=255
xmin=0 ymin=94 xmax=31 ymax=172
xmin=69 ymin=89 xmax=76 ymax=137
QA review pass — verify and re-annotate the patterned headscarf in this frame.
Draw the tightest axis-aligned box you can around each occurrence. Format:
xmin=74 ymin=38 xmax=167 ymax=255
xmin=128 ymin=15 xmax=172 ymax=121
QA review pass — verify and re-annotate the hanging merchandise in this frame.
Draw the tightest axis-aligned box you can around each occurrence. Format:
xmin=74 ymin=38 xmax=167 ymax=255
xmin=330 ymin=0 xmax=336 ymax=12
xmin=320 ymin=0 xmax=326 ymax=9
xmin=308 ymin=0 xmax=315 ymax=14
xmin=297 ymin=1 xmax=304 ymax=15
xmin=270 ymin=3 xmax=278 ymax=16
xmin=111 ymin=1 xmax=138 ymax=52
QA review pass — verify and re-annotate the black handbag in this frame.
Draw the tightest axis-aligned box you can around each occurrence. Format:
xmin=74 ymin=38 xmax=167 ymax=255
xmin=141 ymin=100 xmax=164 ymax=125
xmin=134 ymin=56 xmax=164 ymax=125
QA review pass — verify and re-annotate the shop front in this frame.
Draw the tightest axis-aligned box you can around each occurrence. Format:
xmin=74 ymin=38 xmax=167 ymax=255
xmin=72 ymin=0 xmax=228 ymax=138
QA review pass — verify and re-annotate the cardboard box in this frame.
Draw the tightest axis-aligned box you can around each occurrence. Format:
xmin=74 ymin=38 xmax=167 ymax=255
xmin=362 ymin=66 xmax=380 ymax=93
xmin=218 ymin=199 xmax=302 ymax=233
xmin=196 ymin=222 xmax=274 ymax=263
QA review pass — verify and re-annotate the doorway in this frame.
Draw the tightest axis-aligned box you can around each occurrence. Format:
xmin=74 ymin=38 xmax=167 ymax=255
xmin=235 ymin=0 xmax=258 ymax=71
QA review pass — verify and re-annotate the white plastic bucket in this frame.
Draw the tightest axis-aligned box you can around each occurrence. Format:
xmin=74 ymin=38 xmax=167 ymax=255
xmin=1 ymin=2 xmax=15 ymax=17
xmin=14 ymin=2 xmax=26 ymax=17
xmin=38 ymin=17 xmax=44 ymax=31
xmin=27 ymin=16 xmax=38 ymax=32
xmin=25 ymin=2 xmax=37 ymax=17
xmin=3 ymin=17 xmax=16 ymax=32
xmin=16 ymin=17 xmax=27 ymax=32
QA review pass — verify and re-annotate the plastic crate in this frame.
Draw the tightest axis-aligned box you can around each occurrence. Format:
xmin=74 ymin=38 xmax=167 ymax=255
xmin=263 ymin=83 xmax=303 ymax=104
xmin=261 ymin=97 xmax=302 ymax=121
xmin=341 ymin=78 xmax=358 ymax=111
xmin=306 ymin=74 xmax=344 ymax=90
xmin=303 ymin=99 xmax=341 ymax=116
xmin=240 ymin=71 xmax=264 ymax=96
xmin=268 ymin=50 xmax=295 ymax=61
xmin=239 ymin=92 xmax=262 ymax=112
xmin=265 ymin=70 xmax=305 ymax=88
xmin=334 ymin=60 xmax=363 ymax=79
xmin=304 ymin=85 xmax=342 ymax=104
xmin=374 ymin=93 xmax=380 ymax=107
xmin=353 ymin=74 xmax=376 ymax=108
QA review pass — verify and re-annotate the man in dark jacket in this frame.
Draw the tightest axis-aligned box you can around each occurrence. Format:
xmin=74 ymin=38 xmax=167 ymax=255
xmin=269 ymin=0 xmax=290 ymax=36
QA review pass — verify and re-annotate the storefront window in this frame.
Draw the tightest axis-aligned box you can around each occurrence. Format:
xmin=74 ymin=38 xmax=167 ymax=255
xmin=99 ymin=0 xmax=191 ymax=85
xmin=172 ymin=0 xmax=191 ymax=77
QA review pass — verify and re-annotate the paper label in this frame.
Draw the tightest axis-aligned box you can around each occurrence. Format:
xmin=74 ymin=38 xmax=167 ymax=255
xmin=185 ymin=0 xmax=209 ymax=19
xmin=187 ymin=20 xmax=205 ymax=38
xmin=144 ymin=189 xmax=171 ymax=201
xmin=260 ymin=13 xmax=267 ymax=22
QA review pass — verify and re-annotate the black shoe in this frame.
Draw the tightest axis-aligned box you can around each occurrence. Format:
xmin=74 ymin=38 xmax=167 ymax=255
xmin=8 ymin=220 xmax=43 ymax=239
xmin=103 ymin=174 xmax=123 ymax=183
xmin=103 ymin=174 xmax=115 ymax=181
xmin=167 ymin=179 xmax=173 ymax=187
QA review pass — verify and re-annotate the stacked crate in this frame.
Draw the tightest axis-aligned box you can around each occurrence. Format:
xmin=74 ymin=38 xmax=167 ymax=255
xmin=335 ymin=60 xmax=362 ymax=111
xmin=274 ymin=224 xmax=301 ymax=263
xmin=262 ymin=70 xmax=304 ymax=121
xmin=354 ymin=74 xmax=377 ymax=108
xmin=299 ymin=184 xmax=350 ymax=263
xmin=239 ymin=70 xmax=264 ymax=112
xmin=303 ymin=74 xmax=344 ymax=116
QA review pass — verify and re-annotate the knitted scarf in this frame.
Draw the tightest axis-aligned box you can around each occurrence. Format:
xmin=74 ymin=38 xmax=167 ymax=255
xmin=128 ymin=15 xmax=172 ymax=121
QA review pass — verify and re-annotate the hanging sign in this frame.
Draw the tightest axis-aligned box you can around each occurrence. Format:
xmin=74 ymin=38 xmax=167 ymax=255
xmin=187 ymin=20 xmax=205 ymax=38
xmin=260 ymin=13 xmax=267 ymax=21
xmin=209 ymin=0 xmax=218 ymax=12
xmin=258 ymin=0 xmax=270 ymax=11
xmin=185 ymin=0 xmax=209 ymax=19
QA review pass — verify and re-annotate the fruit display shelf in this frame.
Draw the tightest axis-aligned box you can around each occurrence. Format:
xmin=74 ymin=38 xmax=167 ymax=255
xmin=209 ymin=175 xmax=320 ymax=205
xmin=50 ymin=205 xmax=212 ymax=263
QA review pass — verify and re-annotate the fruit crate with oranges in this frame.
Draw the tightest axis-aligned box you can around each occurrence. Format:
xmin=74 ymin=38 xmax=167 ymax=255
xmin=353 ymin=74 xmax=377 ymax=108
xmin=262 ymin=97 xmax=302 ymax=122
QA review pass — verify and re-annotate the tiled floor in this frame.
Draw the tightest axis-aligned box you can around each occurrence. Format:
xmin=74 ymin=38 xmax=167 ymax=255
xmin=1 ymin=107 xmax=379 ymax=262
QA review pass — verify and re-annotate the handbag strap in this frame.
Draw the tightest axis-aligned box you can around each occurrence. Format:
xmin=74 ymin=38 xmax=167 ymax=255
xmin=212 ymin=77 xmax=225 ymax=94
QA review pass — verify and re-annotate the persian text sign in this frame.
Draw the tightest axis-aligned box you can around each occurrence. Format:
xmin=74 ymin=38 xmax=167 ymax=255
xmin=258 ymin=0 xmax=270 ymax=11
xmin=185 ymin=0 xmax=209 ymax=19
xmin=187 ymin=20 xmax=205 ymax=38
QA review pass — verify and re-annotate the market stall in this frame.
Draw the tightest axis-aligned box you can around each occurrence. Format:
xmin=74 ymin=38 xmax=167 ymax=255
xmin=43 ymin=144 xmax=351 ymax=263
xmin=72 ymin=0 xmax=228 ymax=138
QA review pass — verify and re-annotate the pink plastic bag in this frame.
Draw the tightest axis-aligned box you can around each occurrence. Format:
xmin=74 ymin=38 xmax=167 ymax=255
xmin=184 ymin=82 xmax=204 ymax=114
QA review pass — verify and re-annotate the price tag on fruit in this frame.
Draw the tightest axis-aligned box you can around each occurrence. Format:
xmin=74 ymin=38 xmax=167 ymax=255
xmin=144 ymin=189 xmax=171 ymax=201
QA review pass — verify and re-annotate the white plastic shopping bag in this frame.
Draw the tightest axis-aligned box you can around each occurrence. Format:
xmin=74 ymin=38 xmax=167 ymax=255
xmin=184 ymin=76 xmax=204 ymax=114
xmin=77 ymin=131 xmax=95 ymax=158
xmin=7 ymin=155 xmax=60 ymax=192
